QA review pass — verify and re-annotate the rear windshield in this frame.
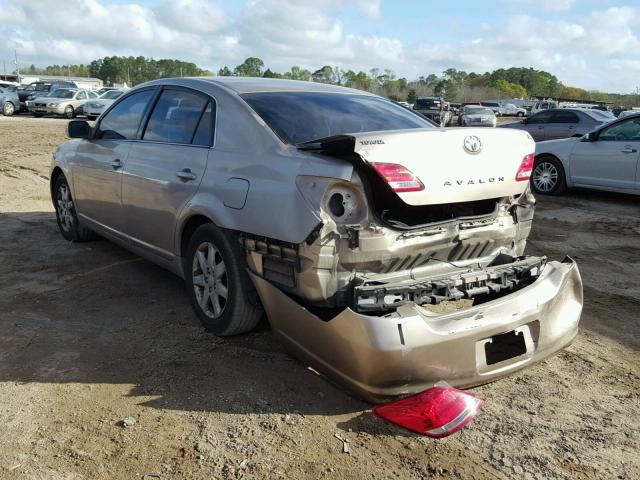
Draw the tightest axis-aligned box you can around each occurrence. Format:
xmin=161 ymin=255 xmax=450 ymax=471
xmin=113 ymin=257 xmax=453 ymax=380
xmin=414 ymin=98 xmax=441 ymax=110
xmin=465 ymin=107 xmax=494 ymax=115
xmin=242 ymin=92 xmax=433 ymax=144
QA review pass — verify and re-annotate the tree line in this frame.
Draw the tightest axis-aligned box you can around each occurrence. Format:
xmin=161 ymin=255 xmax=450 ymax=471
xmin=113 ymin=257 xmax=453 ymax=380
xmin=20 ymin=56 xmax=640 ymax=107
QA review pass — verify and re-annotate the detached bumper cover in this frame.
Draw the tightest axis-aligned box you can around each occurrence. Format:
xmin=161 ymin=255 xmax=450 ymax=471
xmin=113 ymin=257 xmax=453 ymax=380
xmin=250 ymin=258 xmax=582 ymax=402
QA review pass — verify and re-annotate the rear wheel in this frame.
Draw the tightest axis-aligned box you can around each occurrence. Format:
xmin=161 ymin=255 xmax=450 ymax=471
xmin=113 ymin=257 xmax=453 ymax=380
xmin=517 ymin=111 xmax=524 ymax=117
xmin=185 ymin=224 xmax=262 ymax=336
xmin=53 ymin=174 xmax=96 ymax=242
xmin=63 ymin=105 xmax=75 ymax=119
xmin=3 ymin=101 xmax=15 ymax=116
xmin=531 ymin=156 xmax=566 ymax=195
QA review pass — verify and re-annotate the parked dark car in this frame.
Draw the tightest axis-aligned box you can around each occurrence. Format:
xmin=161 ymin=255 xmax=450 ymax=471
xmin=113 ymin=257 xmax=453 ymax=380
xmin=499 ymin=108 xmax=605 ymax=141
xmin=18 ymin=81 xmax=78 ymax=110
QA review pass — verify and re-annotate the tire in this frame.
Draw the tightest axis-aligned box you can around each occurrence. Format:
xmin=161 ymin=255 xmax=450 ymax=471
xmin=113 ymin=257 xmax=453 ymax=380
xmin=3 ymin=101 xmax=15 ymax=116
xmin=517 ymin=112 xmax=524 ymax=117
xmin=87 ymin=115 xmax=97 ymax=121
xmin=52 ymin=174 xmax=96 ymax=242
xmin=531 ymin=156 xmax=567 ymax=195
xmin=33 ymin=113 xmax=43 ymax=118
xmin=184 ymin=223 xmax=262 ymax=336
xmin=63 ymin=105 xmax=75 ymax=119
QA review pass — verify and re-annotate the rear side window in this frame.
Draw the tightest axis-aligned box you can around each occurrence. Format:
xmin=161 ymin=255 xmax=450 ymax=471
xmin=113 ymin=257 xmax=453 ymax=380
xmin=528 ymin=111 xmax=555 ymax=124
xmin=143 ymin=89 xmax=209 ymax=145
xmin=243 ymin=92 xmax=433 ymax=145
xmin=192 ymin=101 xmax=215 ymax=146
xmin=551 ymin=111 xmax=579 ymax=123
xmin=97 ymin=90 xmax=154 ymax=140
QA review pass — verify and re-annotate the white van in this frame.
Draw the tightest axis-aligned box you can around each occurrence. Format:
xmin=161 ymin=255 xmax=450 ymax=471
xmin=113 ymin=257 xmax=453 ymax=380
xmin=531 ymin=101 xmax=557 ymax=115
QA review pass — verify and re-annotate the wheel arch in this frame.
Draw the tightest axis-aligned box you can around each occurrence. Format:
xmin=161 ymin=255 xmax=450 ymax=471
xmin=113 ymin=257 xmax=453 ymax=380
xmin=50 ymin=166 xmax=65 ymax=199
xmin=179 ymin=214 xmax=216 ymax=260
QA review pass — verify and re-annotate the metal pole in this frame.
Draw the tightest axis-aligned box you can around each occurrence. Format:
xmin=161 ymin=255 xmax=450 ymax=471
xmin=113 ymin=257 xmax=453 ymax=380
xmin=14 ymin=50 xmax=20 ymax=84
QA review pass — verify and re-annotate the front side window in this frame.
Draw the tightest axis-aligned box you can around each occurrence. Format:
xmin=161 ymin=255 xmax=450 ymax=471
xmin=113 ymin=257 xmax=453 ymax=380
xmin=97 ymin=89 xmax=154 ymax=140
xmin=142 ymin=89 xmax=210 ymax=145
xmin=599 ymin=118 xmax=640 ymax=141
xmin=76 ymin=91 xmax=87 ymax=100
xmin=528 ymin=111 xmax=555 ymax=124
xmin=243 ymin=92 xmax=433 ymax=145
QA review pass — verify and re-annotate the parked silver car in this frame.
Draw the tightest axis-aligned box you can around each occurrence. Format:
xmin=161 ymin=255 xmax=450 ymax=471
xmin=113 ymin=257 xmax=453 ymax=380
xmin=83 ymin=89 xmax=126 ymax=120
xmin=0 ymin=86 xmax=20 ymax=116
xmin=499 ymin=108 xmax=605 ymax=141
xmin=51 ymin=78 xmax=582 ymax=401
xmin=459 ymin=105 xmax=497 ymax=127
xmin=533 ymin=113 xmax=640 ymax=195
xmin=28 ymin=88 xmax=98 ymax=118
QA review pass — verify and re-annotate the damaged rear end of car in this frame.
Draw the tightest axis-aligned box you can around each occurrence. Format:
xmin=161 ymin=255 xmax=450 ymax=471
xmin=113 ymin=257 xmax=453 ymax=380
xmin=244 ymin=125 xmax=583 ymax=402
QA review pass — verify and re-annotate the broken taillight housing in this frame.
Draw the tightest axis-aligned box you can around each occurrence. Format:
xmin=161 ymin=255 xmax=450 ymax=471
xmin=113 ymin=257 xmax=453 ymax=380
xmin=516 ymin=153 xmax=535 ymax=182
xmin=372 ymin=162 xmax=424 ymax=192
xmin=373 ymin=385 xmax=484 ymax=438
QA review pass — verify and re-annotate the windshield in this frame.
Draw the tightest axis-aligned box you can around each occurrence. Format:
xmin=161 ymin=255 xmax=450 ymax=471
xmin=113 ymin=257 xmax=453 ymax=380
xmin=414 ymin=98 xmax=441 ymax=110
xmin=465 ymin=107 xmax=494 ymax=115
xmin=101 ymin=90 xmax=123 ymax=100
xmin=242 ymin=92 xmax=433 ymax=145
xmin=49 ymin=89 xmax=75 ymax=99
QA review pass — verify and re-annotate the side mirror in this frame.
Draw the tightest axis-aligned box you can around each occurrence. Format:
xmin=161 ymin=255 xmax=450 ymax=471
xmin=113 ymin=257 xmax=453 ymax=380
xmin=581 ymin=132 xmax=595 ymax=142
xmin=68 ymin=120 xmax=91 ymax=139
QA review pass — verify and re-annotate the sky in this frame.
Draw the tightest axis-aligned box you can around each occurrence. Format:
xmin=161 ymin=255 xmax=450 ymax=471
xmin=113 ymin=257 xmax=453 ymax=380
xmin=1 ymin=0 xmax=639 ymax=93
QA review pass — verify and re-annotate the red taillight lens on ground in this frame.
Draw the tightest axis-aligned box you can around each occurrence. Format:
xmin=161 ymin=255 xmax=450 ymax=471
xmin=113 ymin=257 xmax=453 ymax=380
xmin=373 ymin=385 xmax=485 ymax=438
xmin=372 ymin=162 xmax=425 ymax=192
xmin=516 ymin=153 xmax=535 ymax=182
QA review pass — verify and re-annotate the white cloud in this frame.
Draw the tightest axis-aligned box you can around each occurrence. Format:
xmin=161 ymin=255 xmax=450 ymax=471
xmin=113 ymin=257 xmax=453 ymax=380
xmin=0 ymin=1 xmax=639 ymax=92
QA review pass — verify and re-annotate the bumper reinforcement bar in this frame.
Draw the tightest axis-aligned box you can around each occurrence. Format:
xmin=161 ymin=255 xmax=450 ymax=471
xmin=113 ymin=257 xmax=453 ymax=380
xmin=353 ymin=256 xmax=547 ymax=313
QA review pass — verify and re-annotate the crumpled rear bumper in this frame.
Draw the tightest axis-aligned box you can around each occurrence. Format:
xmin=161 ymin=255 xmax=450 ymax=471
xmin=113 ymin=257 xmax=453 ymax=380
xmin=250 ymin=258 xmax=583 ymax=403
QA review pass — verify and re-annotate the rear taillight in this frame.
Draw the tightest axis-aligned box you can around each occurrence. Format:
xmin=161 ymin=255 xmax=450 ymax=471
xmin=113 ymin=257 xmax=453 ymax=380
xmin=373 ymin=385 xmax=484 ymax=438
xmin=516 ymin=153 xmax=535 ymax=181
xmin=372 ymin=162 xmax=424 ymax=192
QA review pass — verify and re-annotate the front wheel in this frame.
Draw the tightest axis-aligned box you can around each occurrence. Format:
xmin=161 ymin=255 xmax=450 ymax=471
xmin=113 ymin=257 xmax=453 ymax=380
xmin=517 ymin=112 xmax=524 ymax=117
xmin=3 ymin=101 xmax=15 ymax=116
xmin=185 ymin=224 xmax=262 ymax=336
xmin=63 ymin=105 xmax=75 ymax=119
xmin=531 ymin=156 xmax=567 ymax=195
xmin=53 ymin=175 xmax=96 ymax=241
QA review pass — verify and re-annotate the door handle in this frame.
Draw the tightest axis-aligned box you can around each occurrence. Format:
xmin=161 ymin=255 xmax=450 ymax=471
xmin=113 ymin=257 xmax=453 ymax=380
xmin=568 ymin=126 xmax=575 ymax=130
xmin=176 ymin=168 xmax=197 ymax=181
xmin=620 ymin=147 xmax=637 ymax=154
xmin=111 ymin=158 xmax=123 ymax=169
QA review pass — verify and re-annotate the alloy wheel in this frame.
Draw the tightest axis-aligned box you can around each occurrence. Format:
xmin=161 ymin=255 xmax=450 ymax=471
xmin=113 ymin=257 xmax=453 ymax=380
xmin=192 ymin=242 xmax=228 ymax=319
xmin=532 ymin=161 xmax=559 ymax=193
xmin=56 ymin=184 xmax=75 ymax=232
xmin=4 ymin=102 xmax=14 ymax=116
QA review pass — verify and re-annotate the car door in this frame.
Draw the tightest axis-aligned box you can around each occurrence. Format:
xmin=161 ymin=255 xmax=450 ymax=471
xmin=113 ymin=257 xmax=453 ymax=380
xmin=73 ymin=90 xmax=87 ymax=111
xmin=71 ymin=88 xmax=156 ymax=235
xmin=569 ymin=117 xmax=640 ymax=190
xmin=544 ymin=110 xmax=580 ymax=140
xmin=524 ymin=111 xmax=554 ymax=141
xmin=121 ymin=87 xmax=213 ymax=260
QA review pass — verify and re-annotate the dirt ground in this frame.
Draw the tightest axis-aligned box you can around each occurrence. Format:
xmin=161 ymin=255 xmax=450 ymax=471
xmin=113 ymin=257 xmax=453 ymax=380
xmin=0 ymin=115 xmax=638 ymax=480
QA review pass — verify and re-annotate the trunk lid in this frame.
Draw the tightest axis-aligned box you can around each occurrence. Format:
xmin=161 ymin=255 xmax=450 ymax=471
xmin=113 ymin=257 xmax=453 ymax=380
xmin=353 ymin=127 xmax=535 ymax=206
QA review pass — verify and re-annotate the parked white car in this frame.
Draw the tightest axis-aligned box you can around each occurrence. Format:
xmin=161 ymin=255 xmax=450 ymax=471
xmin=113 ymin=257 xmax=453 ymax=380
xmin=83 ymin=89 xmax=127 ymax=120
xmin=498 ymin=103 xmax=527 ymax=117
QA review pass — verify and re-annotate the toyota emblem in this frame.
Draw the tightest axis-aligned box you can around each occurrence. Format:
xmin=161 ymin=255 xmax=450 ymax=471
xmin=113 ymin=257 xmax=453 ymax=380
xmin=463 ymin=135 xmax=482 ymax=154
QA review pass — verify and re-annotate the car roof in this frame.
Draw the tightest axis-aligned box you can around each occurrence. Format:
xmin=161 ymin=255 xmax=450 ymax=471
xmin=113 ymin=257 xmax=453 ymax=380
xmin=165 ymin=77 xmax=375 ymax=96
